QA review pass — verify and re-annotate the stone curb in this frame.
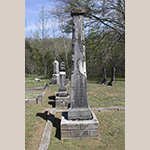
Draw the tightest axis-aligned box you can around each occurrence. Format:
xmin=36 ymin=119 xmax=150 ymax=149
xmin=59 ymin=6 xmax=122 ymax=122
xmin=37 ymin=84 xmax=49 ymax=103
xmin=25 ymin=87 xmax=44 ymax=91
xmin=25 ymin=84 xmax=49 ymax=104
xmin=25 ymin=99 xmax=36 ymax=103
xmin=38 ymin=108 xmax=56 ymax=150
xmin=53 ymin=107 xmax=125 ymax=113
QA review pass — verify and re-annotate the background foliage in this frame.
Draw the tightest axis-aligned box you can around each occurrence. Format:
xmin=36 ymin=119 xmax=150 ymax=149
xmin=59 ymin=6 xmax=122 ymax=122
xmin=25 ymin=0 xmax=125 ymax=78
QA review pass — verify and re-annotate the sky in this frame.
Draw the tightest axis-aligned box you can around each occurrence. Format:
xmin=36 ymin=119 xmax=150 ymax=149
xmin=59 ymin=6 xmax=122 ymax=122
xmin=25 ymin=0 xmax=58 ymax=37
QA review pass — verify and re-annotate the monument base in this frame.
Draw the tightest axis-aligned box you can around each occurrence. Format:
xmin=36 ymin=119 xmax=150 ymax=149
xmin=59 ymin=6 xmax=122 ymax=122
xmin=101 ymin=79 xmax=108 ymax=85
xmin=55 ymin=95 xmax=70 ymax=108
xmin=68 ymin=107 xmax=92 ymax=120
xmin=51 ymin=78 xmax=59 ymax=84
xmin=61 ymin=111 xmax=99 ymax=140
xmin=56 ymin=91 xmax=68 ymax=97
xmin=108 ymin=81 xmax=116 ymax=86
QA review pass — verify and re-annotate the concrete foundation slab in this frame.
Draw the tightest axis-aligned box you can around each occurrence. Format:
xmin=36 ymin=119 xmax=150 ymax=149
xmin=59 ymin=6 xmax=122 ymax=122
xmin=61 ymin=111 xmax=99 ymax=139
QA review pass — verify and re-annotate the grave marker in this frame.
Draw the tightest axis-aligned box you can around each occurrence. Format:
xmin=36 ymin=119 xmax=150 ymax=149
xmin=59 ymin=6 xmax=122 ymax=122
xmin=51 ymin=60 xmax=59 ymax=84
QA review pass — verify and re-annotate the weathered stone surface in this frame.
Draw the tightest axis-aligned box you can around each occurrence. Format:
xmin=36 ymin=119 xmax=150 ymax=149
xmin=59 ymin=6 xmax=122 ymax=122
xmin=90 ymin=130 xmax=99 ymax=137
xmin=68 ymin=108 xmax=92 ymax=120
xmin=51 ymin=60 xmax=59 ymax=84
xmin=37 ymin=94 xmax=43 ymax=103
xmin=53 ymin=60 xmax=59 ymax=74
xmin=56 ymin=61 xmax=69 ymax=107
xmin=57 ymin=72 xmax=67 ymax=96
xmin=68 ymin=7 xmax=92 ymax=120
xmin=61 ymin=111 xmax=99 ymax=139
xmin=61 ymin=131 xmax=70 ymax=138
xmin=80 ymin=122 xmax=98 ymax=130
xmin=51 ymin=77 xmax=59 ymax=84
xmin=55 ymin=95 xmax=70 ymax=108
xmin=60 ymin=62 xmax=65 ymax=71
xmin=25 ymin=99 xmax=36 ymax=104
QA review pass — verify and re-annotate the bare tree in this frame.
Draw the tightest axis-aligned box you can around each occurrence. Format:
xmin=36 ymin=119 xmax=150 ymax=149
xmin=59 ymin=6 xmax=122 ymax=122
xmin=32 ymin=5 xmax=52 ymax=76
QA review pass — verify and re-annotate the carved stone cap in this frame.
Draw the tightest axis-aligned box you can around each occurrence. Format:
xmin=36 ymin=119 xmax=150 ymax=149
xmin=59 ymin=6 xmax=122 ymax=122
xmin=60 ymin=62 xmax=65 ymax=71
xmin=71 ymin=7 xmax=86 ymax=16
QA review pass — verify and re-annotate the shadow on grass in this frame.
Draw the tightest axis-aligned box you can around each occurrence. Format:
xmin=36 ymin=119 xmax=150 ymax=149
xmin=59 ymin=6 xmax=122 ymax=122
xmin=48 ymin=95 xmax=56 ymax=108
xmin=36 ymin=111 xmax=61 ymax=140
xmin=53 ymin=117 xmax=61 ymax=140
xmin=36 ymin=111 xmax=48 ymax=121
xmin=48 ymin=101 xmax=55 ymax=108
xmin=48 ymin=95 xmax=56 ymax=100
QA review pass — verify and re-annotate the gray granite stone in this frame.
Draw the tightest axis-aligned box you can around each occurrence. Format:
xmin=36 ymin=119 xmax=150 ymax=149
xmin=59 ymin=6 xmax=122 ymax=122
xmin=56 ymin=62 xmax=69 ymax=107
xmin=57 ymin=62 xmax=67 ymax=96
xmin=57 ymin=71 xmax=67 ymax=96
xmin=55 ymin=95 xmax=70 ymax=108
xmin=68 ymin=7 xmax=92 ymax=120
xmin=61 ymin=111 xmax=99 ymax=139
xmin=37 ymin=94 xmax=43 ymax=103
xmin=60 ymin=62 xmax=65 ymax=71
xmin=90 ymin=130 xmax=99 ymax=137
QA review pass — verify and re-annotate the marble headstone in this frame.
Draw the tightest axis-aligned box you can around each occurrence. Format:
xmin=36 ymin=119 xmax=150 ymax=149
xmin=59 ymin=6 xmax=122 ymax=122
xmin=51 ymin=60 xmax=59 ymax=84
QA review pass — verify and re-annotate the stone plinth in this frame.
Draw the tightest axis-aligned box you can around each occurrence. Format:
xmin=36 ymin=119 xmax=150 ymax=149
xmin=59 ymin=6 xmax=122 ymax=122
xmin=55 ymin=95 xmax=70 ymax=108
xmin=51 ymin=74 xmax=59 ymax=84
xmin=61 ymin=111 xmax=99 ymax=139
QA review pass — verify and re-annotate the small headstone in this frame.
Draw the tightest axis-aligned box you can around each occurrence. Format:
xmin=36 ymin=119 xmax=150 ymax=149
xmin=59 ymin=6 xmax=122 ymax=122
xmin=57 ymin=62 xmax=68 ymax=97
xmin=101 ymin=68 xmax=107 ymax=84
xmin=51 ymin=60 xmax=59 ymax=84
xmin=56 ymin=62 xmax=69 ymax=108
xmin=108 ymin=67 xmax=116 ymax=86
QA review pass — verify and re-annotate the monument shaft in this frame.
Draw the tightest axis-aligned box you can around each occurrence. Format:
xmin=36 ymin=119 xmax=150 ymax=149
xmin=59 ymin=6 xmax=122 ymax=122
xmin=70 ymin=8 xmax=88 ymax=109
xmin=68 ymin=8 xmax=91 ymax=120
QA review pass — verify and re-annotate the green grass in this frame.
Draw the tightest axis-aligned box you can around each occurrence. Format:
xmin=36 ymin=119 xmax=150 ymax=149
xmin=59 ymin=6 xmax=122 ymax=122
xmin=25 ymin=91 xmax=43 ymax=99
xmin=87 ymin=78 xmax=125 ymax=108
xmin=49 ymin=111 xmax=125 ymax=150
xmin=25 ymin=75 xmax=125 ymax=150
xmin=25 ymin=75 xmax=51 ymax=88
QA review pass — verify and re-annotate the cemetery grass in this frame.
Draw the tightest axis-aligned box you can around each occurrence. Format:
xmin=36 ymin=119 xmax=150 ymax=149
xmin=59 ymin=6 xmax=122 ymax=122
xmin=87 ymin=77 xmax=125 ymax=108
xmin=49 ymin=110 xmax=125 ymax=150
xmin=25 ymin=74 xmax=51 ymax=88
xmin=25 ymin=76 xmax=125 ymax=150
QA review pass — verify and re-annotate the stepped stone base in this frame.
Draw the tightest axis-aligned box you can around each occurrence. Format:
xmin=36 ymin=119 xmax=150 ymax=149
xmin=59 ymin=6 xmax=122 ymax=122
xmin=61 ymin=111 xmax=99 ymax=139
xmin=56 ymin=95 xmax=70 ymax=108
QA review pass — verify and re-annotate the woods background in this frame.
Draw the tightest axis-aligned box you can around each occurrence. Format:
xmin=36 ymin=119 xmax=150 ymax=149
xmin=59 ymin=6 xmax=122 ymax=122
xmin=25 ymin=0 xmax=125 ymax=78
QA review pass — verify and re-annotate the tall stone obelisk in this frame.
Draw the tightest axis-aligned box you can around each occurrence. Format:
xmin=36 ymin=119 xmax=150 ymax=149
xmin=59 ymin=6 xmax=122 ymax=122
xmin=61 ymin=8 xmax=99 ymax=140
xmin=68 ymin=8 xmax=92 ymax=120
